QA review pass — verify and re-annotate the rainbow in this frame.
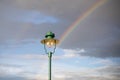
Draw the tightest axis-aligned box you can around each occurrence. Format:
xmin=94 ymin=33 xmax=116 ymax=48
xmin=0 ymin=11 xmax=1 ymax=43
xmin=59 ymin=0 xmax=108 ymax=46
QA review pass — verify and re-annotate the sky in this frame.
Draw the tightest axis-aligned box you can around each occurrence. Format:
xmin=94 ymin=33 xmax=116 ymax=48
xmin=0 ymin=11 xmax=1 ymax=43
xmin=0 ymin=0 xmax=120 ymax=80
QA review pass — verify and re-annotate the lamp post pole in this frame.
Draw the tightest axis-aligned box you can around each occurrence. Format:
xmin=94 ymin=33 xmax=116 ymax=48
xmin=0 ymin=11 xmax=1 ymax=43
xmin=41 ymin=32 xmax=59 ymax=80
xmin=48 ymin=52 xmax=52 ymax=80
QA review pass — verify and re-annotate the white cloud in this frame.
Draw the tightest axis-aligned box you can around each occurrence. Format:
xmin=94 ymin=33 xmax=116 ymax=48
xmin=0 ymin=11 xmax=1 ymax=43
xmin=54 ymin=65 xmax=120 ymax=80
xmin=91 ymin=59 xmax=114 ymax=66
xmin=0 ymin=59 xmax=120 ymax=80
xmin=0 ymin=64 xmax=24 ymax=77
xmin=62 ymin=48 xmax=86 ymax=58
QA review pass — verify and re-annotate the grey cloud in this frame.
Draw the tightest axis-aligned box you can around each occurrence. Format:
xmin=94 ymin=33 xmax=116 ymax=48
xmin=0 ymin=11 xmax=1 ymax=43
xmin=80 ymin=41 xmax=120 ymax=58
xmin=53 ymin=65 xmax=120 ymax=80
xmin=0 ymin=0 xmax=120 ymax=58
xmin=59 ymin=0 xmax=120 ymax=58
xmin=0 ymin=62 xmax=120 ymax=80
xmin=0 ymin=63 xmax=39 ymax=80
xmin=0 ymin=0 xmax=102 ymax=42
xmin=95 ymin=65 xmax=120 ymax=80
xmin=3 ymin=0 xmax=97 ymax=18
xmin=97 ymin=65 xmax=120 ymax=74
xmin=0 ymin=76 xmax=27 ymax=80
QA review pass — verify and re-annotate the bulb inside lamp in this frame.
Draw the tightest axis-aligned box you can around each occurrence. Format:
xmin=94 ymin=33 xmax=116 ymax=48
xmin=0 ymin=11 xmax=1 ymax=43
xmin=46 ymin=40 xmax=55 ymax=48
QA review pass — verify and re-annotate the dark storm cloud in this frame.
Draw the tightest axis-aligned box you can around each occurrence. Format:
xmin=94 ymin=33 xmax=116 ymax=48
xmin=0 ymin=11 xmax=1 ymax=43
xmin=0 ymin=0 xmax=120 ymax=58
xmin=80 ymin=41 xmax=120 ymax=58
xmin=0 ymin=0 xmax=99 ymax=43
xmin=60 ymin=0 xmax=120 ymax=58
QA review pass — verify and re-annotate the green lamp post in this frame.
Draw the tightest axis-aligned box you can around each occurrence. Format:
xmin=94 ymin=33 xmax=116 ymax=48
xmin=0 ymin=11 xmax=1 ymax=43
xmin=41 ymin=32 xmax=59 ymax=80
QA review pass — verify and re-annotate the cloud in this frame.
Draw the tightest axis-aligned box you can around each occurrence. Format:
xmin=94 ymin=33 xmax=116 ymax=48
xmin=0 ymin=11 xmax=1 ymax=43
xmin=0 ymin=55 xmax=120 ymax=80
xmin=3 ymin=9 xmax=58 ymax=24
xmin=0 ymin=64 xmax=26 ymax=76
xmin=0 ymin=0 xmax=120 ymax=59
xmin=0 ymin=0 xmax=108 ymax=43
xmin=0 ymin=63 xmax=48 ymax=80
xmin=62 ymin=48 xmax=85 ymax=58
xmin=90 ymin=59 xmax=114 ymax=65
xmin=0 ymin=77 xmax=26 ymax=80
xmin=59 ymin=0 xmax=120 ymax=58
xmin=0 ymin=0 xmax=120 ymax=80
xmin=94 ymin=65 xmax=120 ymax=80
xmin=52 ymin=65 xmax=120 ymax=80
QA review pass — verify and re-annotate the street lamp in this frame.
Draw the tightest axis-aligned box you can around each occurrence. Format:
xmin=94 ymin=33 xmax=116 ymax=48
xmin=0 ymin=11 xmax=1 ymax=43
xmin=41 ymin=32 xmax=59 ymax=80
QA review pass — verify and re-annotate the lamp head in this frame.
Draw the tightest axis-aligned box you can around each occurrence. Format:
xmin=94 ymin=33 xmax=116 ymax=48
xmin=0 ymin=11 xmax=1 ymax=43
xmin=41 ymin=32 xmax=59 ymax=48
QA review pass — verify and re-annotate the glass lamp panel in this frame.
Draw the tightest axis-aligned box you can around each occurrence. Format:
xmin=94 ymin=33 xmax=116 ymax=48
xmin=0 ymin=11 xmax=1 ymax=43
xmin=45 ymin=39 xmax=55 ymax=48
xmin=46 ymin=41 xmax=55 ymax=48
xmin=41 ymin=38 xmax=59 ymax=48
